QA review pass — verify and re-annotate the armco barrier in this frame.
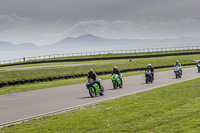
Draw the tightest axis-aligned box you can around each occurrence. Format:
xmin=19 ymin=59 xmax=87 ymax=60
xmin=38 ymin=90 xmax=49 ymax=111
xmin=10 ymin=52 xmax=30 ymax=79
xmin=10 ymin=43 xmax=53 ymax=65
xmin=0 ymin=63 xmax=196 ymax=88
xmin=0 ymin=51 xmax=200 ymax=67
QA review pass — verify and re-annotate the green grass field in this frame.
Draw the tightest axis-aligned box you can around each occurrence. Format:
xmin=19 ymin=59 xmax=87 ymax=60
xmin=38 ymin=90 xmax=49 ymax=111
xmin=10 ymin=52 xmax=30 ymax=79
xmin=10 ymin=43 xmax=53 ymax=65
xmin=0 ymin=54 xmax=199 ymax=83
xmin=1 ymin=77 xmax=200 ymax=132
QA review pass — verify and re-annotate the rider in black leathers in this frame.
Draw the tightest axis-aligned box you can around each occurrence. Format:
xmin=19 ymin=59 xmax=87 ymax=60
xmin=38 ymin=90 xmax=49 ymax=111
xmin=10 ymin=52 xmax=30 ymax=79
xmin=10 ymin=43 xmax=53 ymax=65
xmin=111 ymin=66 xmax=123 ymax=85
xmin=145 ymin=64 xmax=154 ymax=80
xmin=87 ymin=69 xmax=102 ymax=89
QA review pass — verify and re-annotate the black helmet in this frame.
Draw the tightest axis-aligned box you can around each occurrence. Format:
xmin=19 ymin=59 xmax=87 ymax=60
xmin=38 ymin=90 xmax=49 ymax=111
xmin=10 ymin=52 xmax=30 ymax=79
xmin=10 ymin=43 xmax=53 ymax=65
xmin=113 ymin=66 xmax=117 ymax=71
xmin=88 ymin=69 xmax=93 ymax=74
xmin=176 ymin=61 xmax=179 ymax=64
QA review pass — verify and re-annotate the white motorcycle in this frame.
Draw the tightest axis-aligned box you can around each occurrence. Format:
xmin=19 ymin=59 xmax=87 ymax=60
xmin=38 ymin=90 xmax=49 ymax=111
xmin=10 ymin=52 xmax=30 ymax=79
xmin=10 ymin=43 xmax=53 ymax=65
xmin=174 ymin=66 xmax=182 ymax=79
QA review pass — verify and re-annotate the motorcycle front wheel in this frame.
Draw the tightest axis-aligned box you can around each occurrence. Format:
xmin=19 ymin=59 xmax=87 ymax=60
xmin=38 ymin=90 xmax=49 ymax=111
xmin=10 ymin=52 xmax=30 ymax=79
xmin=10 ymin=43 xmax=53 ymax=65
xmin=89 ymin=88 xmax=96 ymax=97
xmin=175 ymin=72 xmax=179 ymax=79
xmin=99 ymin=85 xmax=104 ymax=96
xmin=113 ymin=82 xmax=117 ymax=89
xmin=146 ymin=77 xmax=149 ymax=84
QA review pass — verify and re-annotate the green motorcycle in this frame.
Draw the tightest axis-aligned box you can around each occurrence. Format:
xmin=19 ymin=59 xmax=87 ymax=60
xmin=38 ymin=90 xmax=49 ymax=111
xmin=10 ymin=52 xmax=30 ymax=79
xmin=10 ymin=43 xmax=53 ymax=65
xmin=111 ymin=74 xmax=123 ymax=89
xmin=86 ymin=78 xmax=104 ymax=97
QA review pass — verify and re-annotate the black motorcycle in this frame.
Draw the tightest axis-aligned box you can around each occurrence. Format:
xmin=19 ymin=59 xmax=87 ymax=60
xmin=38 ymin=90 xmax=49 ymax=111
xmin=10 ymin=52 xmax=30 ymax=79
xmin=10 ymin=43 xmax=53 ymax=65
xmin=145 ymin=70 xmax=153 ymax=84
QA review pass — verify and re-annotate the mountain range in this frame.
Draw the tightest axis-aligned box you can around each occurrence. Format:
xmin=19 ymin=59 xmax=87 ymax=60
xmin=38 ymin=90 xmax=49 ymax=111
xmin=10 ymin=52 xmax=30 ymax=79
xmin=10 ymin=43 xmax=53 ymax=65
xmin=1 ymin=34 xmax=200 ymax=51
xmin=0 ymin=41 xmax=37 ymax=51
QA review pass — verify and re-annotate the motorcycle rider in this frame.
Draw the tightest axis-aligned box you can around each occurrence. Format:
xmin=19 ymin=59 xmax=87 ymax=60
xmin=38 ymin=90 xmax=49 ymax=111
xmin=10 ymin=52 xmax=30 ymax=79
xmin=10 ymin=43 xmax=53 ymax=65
xmin=174 ymin=61 xmax=182 ymax=74
xmin=145 ymin=64 xmax=154 ymax=80
xmin=197 ymin=61 xmax=200 ymax=66
xmin=111 ymin=66 xmax=123 ymax=85
xmin=87 ymin=69 xmax=102 ymax=90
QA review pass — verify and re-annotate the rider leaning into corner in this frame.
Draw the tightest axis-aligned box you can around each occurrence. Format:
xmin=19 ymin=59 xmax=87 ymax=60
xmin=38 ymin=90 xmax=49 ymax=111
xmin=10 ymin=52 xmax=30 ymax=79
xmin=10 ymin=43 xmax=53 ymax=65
xmin=146 ymin=64 xmax=154 ymax=80
xmin=111 ymin=66 xmax=123 ymax=85
xmin=174 ymin=61 xmax=182 ymax=74
xmin=87 ymin=69 xmax=102 ymax=90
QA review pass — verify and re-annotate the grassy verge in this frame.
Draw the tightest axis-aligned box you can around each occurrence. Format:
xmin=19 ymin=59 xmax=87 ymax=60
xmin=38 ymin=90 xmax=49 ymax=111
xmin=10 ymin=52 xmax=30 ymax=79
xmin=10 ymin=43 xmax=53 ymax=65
xmin=1 ymin=49 xmax=200 ymax=66
xmin=1 ymin=76 xmax=200 ymax=132
xmin=0 ymin=60 xmax=117 ymax=69
xmin=0 ymin=54 xmax=199 ymax=83
xmin=0 ymin=66 xmax=194 ymax=95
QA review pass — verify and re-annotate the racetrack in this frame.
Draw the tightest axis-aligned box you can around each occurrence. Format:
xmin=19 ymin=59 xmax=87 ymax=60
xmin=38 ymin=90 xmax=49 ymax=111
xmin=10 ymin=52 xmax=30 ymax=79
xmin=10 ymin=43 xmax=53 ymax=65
xmin=0 ymin=67 xmax=199 ymax=127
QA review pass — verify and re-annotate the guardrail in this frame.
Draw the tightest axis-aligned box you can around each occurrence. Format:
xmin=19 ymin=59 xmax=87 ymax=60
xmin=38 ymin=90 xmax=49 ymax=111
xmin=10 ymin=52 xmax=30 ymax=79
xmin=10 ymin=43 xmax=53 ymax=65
xmin=0 ymin=46 xmax=200 ymax=65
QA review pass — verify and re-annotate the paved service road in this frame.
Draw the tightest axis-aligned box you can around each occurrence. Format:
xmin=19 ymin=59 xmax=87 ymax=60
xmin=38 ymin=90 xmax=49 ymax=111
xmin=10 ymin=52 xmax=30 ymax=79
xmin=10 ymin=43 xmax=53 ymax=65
xmin=0 ymin=62 xmax=115 ymax=71
xmin=0 ymin=67 xmax=200 ymax=126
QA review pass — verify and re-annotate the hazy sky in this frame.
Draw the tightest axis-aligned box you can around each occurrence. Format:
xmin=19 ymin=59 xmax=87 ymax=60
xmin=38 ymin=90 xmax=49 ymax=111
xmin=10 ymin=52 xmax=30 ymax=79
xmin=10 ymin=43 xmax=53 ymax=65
xmin=0 ymin=0 xmax=200 ymax=45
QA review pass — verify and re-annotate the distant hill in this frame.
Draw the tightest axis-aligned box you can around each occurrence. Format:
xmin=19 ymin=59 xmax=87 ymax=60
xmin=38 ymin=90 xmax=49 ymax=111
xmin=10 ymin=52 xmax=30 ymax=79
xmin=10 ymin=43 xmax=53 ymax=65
xmin=1 ymin=34 xmax=200 ymax=51
xmin=0 ymin=41 xmax=38 ymax=51
xmin=45 ymin=34 xmax=200 ymax=49
xmin=45 ymin=34 xmax=113 ymax=48
xmin=0 ymin=41 xmax=14 ymax=50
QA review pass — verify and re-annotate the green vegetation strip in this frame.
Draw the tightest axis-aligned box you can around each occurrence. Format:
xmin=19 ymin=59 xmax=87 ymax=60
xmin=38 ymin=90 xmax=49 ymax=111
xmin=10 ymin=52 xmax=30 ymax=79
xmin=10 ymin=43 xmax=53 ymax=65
xmin=1 ymin=77 xmax=200 ymax=132
xmin=1 ymin=49 xmax=200 ymax=67
xmin=0 ymin=66 xmax=194 ymax=96
xmin=0 ymin=54 xmax=199 ymax=84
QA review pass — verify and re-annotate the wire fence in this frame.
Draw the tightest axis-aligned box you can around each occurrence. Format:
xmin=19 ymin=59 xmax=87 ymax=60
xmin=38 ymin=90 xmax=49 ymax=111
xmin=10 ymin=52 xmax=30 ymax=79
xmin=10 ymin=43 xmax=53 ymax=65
xmin=0 ymin=46 xmax=200 ymax=65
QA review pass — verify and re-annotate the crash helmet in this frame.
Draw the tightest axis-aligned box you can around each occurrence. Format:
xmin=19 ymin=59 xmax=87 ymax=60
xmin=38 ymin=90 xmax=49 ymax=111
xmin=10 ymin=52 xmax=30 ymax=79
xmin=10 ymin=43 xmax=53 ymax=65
xmin=88 ymin=69 xmax=93 ymax=74
xmin=148 ymin=64 xmax=151 ymax=67
xmin=113 ymin=66 xmax=117 ymax=71
xmin=176 ymin=61 xmax=179 ymax=64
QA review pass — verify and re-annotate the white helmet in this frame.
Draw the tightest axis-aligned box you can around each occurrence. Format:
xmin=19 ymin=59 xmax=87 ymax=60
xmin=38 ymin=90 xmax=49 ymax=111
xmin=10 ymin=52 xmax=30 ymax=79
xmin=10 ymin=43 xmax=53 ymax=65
xmin=148 ymin=64 xmax=151 ymax=67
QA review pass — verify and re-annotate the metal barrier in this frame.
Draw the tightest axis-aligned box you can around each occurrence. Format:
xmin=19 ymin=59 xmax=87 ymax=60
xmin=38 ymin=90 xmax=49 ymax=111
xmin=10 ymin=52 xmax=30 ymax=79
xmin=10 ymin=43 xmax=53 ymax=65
xmin=0 ymin=46 xmax=200 ymax=65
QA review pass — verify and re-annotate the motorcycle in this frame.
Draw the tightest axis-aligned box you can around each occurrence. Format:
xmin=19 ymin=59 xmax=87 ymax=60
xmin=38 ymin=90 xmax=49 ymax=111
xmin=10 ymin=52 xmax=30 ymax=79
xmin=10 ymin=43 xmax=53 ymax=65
xmin=145 ymin=70 xmax=153 ymax=84
xmin=111 ymin=74 xmax=123 ymax=89
xmin=86 ymin=78 xmax=104 ymax=97
xmin=197 ymin=64 xmax=200 ymax=73
xmin=174 ymin=66 xmax=182 ymax=78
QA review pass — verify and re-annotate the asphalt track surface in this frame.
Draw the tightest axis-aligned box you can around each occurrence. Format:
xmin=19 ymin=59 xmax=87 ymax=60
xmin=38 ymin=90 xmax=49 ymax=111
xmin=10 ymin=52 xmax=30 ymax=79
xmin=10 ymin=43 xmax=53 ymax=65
xmin=0 ymin=62 xmax=115 ymax=71
xmin=0 ymin=67 xmax=200 ymax=126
